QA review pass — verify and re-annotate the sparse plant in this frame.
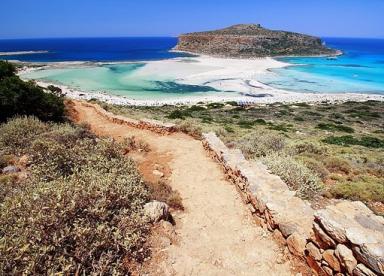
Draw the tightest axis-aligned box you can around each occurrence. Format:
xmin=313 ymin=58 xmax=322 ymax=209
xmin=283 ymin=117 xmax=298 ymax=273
xmin=238 ymin=132 xmax=286 ymax=158
xmin=261 ymin=153 xmax=323 ymax=198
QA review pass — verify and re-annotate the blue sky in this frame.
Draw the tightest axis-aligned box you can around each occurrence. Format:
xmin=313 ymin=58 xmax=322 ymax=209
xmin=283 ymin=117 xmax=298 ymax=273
xmin=1 ymin=0 xmax=383 ymax=39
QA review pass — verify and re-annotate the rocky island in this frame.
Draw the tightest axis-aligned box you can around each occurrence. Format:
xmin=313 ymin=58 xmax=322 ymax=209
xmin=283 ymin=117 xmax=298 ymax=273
xmin=174 ymin=24 xmax=338 ymax=58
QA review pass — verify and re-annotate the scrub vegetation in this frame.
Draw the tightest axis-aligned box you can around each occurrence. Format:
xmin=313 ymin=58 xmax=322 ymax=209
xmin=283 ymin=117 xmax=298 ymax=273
xmin=99 ymin=100 xmax=384 ymax=213
xmin=0 ymin=117 xmax=151 ymax=274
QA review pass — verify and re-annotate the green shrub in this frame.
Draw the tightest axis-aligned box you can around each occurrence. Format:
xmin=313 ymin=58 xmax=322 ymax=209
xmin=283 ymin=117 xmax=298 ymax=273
xmin=207 ymin=102 xmax=224 ymax=109
xmin=167 ymin=110 xmax=186 ymax=119
xmin=238 ymin=120 xmax=254 ymax=129
xmin=316 ymin=123 xmax=355 ymax=133
xmin=224 ymin=125 xmax=235 ymax=133
xmin=330 ymin=179 xmax=384 ymax=203
xmin=0 ymin=174 xmax=20 ymax=203
xmin=238 ymin=132 xmax=286 ymax=158
xmin=268 ymin=123 xmax=292 ymax=132
xmin=301 ymin=158 xmax=330 ymax=182
xmin=0 ymin=116 xmax=48 ymax=155
xmin=0 ymin=61 xmax=64 ymax=122
xmin=324 ymin=157 xmax=352 ymax=174
xmin=254 ymin=118 xmax=267 ymax=125
xmin=0 ymin=154 xmax=15 ymax=168
xmin=291 ymin=142 xmax=327 ymax=155
xmin=0 ymin=60 xmax=16 ymax=80
xmin=176 ymin=120 xmax=202 ymax=138
xmin=0 ymin=167 xmax=148 ymax=275
xmin=187 ymin=105 xmax=206 ymax=112
xmin=0 ymin=118 xmax=151 ymax=274
xmin=294 ymin=116 xmax=305 ymax=121
xmin=146 ymin=180 xmax=183 ymax=210
xmin=323 ymin=135 xmax=384 ymax=148
xmin=261 ymin=154 xmax=323 ymax=198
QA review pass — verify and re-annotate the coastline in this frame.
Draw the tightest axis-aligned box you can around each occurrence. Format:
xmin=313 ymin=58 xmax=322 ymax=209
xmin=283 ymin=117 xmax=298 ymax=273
xmin=0 ymin=50 xmax=49 ymax=56
xmin=18 ymin=55 xmax=384 ymax=106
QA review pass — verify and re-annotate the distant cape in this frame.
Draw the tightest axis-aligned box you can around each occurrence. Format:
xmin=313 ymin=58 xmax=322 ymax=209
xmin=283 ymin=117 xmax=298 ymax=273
xmin=174 ymin=24 xmax=338 ymax=58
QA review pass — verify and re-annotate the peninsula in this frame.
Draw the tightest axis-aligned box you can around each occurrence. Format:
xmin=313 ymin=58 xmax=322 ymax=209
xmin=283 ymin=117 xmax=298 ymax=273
xmin=174 ymin=24 xmax=338 ymax=58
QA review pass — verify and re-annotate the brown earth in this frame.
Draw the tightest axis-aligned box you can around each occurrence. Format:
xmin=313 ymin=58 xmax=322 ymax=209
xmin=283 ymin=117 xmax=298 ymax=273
xmin=69 ymin=100 xmax=306 ymax=275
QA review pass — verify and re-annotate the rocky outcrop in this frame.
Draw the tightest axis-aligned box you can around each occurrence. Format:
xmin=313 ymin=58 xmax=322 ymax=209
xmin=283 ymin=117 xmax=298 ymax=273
xmin=174 ymin=24 xmax=338 ymax=58
xmin=202 ymin=132 xmax=384 ymax=276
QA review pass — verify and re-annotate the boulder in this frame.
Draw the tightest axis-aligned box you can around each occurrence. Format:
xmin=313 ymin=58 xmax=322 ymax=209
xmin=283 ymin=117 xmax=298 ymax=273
xmin=2 ymin=165 xmax=20 ymax=174
xmin=144 ymin=201 xmax=170 ymax=223
xmin=287 ymin=232 xmax=307 ymax=257
xmin=335 ymin=244 xmax=357 ymax=274
xmin=353 ymin=264 xmax=376 ymax=276
xmin=306 ymin=242 xmax=322 ymax=261
xmin=312 ymin=222 xmax=336 ymax=249
xmin=323 ymin=249 xmax=341 ymax=272
xmin=353 ymin=243 xmax=384 ymax=275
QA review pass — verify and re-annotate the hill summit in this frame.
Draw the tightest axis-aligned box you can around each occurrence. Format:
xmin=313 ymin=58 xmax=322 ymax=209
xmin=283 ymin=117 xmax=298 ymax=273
xmin=174 ymin=24 xmax=338 ymax=58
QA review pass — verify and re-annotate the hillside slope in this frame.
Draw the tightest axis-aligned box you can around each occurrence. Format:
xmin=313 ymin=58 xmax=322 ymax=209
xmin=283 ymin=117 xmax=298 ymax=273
xmin=174 ymin=24 xmax=338 ymax=58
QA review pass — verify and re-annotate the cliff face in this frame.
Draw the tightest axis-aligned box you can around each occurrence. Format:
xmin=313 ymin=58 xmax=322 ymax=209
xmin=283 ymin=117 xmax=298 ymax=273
xmin=174 ymin=24 xmax=337 ymax=58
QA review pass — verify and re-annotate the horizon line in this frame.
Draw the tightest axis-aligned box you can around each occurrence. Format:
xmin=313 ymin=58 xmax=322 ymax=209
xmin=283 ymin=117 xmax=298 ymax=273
xmin=1 ymin=35 xmax=384 ymax=41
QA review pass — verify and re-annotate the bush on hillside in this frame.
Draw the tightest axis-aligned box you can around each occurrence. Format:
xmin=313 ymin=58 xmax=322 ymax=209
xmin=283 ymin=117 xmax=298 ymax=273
xmin=238 ymin=132 xmax=286 ymax=158
xmin=0 ymin=116 xmax=48 ymax=155
xmin=0 ymin=61 xmax=64 ymax=122
xmin=330 ymin=178 xmax=384 ymax=203
xmin=0 ymin=117 xmax=150 ymax=274
xmin=261 ymin=153 xmax=323 ymax=198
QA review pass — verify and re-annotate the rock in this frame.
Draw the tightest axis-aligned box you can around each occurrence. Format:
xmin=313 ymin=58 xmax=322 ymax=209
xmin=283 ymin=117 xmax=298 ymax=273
xmin=287 ymin=232 xmax=307 ymax=257
xmin=323 ymin=249 xmax=341 ymax=272
xmin=152 ymin=170 xmax=164 ymax=178
xmin=306 ymin=242 xmax=322 ymax=261
xmin=335 ymin=244 xmax=357 ymax=274
xmin=279 ymin=222 xmax=299 ymax=238
xmin=2 ymin=165 xmax=20 ymax=174
xmin=144 ymin=201 xmax=170 ymax=223
xmin=322 ymin=265 xmax=333 ymax=276
xmin=353 ymin=264 xmax=376 ymax=276
xmin=315 ymin=209 xmax=347 ymax=243
xmin=353 ymin=243 xmax=384 ymax=275
xmin=272 ymin=229 xmax=287 ymax=246
xmin=312 ymin=222 xmax=337 ymax=249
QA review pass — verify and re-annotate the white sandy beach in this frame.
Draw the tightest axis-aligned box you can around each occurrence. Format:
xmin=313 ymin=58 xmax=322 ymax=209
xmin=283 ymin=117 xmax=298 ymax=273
xmin=19 ymin=55 xmax=384 ymax=106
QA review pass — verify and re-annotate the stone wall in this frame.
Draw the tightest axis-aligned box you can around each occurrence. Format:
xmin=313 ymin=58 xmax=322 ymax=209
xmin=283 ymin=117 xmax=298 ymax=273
xmin=81 ymin=102 xmax=177 ymax=135
xmin=202 ymin=132 xmax=384 ymax=276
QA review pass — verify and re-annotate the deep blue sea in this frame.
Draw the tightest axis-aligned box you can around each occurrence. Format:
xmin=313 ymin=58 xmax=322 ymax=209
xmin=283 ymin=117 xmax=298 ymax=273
xmin=1 ymin=37 xmax=383 ymax=95
xmin=0 ymin=37 xmax=189 ymax=62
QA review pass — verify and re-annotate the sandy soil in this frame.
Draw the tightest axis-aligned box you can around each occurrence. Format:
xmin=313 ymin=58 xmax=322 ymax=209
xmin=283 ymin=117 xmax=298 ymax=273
xmin=70 ymin=100 xmax=301 ymax=275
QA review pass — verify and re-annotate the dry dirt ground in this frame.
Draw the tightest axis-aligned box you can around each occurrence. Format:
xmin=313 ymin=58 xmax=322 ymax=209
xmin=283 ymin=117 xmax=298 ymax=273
xmin=69 ymin=100 xmax=305 ymax=276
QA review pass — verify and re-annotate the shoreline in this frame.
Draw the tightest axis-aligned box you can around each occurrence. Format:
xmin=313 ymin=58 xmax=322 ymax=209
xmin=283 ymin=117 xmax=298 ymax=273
xmin=18 ymin=55 xmax=384 ymax=106
xmin=0 ymin=50 xmax=49 ymax=56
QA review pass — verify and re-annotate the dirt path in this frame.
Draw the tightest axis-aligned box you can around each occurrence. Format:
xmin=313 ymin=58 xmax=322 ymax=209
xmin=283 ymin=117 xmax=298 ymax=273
xmin=71 ymin=101 xmax=295 ymax=275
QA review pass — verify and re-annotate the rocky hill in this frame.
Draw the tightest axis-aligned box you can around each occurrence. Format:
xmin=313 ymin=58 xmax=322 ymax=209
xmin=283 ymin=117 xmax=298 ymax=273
xmin=174 ymin=24 xmax=338 ymax=58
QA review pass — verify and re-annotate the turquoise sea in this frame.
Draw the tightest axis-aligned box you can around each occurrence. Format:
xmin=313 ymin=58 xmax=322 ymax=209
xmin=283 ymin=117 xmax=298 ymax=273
xmin=260 ymin=38 xmax=384 ymax=94
xmin=2 ymin=37 xmax=383 ymax=98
